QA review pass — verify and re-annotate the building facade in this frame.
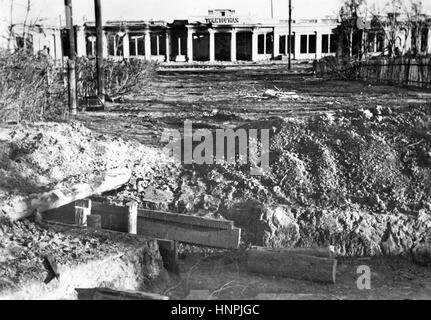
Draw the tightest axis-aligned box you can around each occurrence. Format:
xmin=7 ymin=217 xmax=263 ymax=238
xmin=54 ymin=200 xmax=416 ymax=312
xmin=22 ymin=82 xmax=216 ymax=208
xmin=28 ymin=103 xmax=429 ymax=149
xmin=82 ymin=9 xmax=339 ymax=62
xmin=5 ymin=9 xmax=431 ymax=62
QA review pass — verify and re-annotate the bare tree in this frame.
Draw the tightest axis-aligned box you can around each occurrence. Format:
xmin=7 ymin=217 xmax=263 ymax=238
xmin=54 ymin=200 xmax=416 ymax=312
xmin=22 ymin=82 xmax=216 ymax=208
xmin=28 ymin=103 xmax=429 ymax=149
xmin=8 ymin=0 xmax=14 ymax=50
xmin=337 ymin=0 xmax=367 ymax=58
xmin=21 ymin=0 xmax=31 ymax=50
xmin=366 ymin=0 xmax=428 ymax=57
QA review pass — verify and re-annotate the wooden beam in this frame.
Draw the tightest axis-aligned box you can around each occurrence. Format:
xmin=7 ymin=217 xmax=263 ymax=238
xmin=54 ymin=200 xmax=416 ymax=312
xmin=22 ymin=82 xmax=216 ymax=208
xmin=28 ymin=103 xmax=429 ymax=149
xmin=247 ymin=247 xmax=337 ymax=284
xmin=44 ymin=201 xmax=241 ymax=249
xmin=75 ymin=288 xmax=169 ymax=300
xmin=138 ymin=209 xmax=234 ymax=230
xmin=138 ymin=218 xmax=241 ymax=249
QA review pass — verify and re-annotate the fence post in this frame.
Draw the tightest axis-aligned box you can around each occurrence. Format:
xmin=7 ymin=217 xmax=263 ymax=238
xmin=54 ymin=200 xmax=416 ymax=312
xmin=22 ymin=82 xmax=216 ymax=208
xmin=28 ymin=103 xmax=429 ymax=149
xmin=75 ymin=199 xmax=92 ymax=226
xmin=127 ymin=201 xmax=138 ymax=235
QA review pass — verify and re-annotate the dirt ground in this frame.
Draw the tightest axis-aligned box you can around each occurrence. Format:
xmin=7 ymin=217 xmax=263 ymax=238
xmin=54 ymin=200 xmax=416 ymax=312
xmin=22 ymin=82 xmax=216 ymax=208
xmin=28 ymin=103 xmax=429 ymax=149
xmin=1 ymin=65 xmax=431 ymax=300
xmin=74 ymin=65 xmax=431 ymax=300
xmin=158 ymin=251 xmax=431 ymax=300
xmin=76 ymin=66 xmax=431 ymax=147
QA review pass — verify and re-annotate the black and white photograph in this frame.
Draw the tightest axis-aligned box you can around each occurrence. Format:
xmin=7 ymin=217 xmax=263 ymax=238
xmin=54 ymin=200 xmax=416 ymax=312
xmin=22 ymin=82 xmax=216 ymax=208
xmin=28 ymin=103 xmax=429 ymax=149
xmin=0 ymin=0 xmax=431 ymax=306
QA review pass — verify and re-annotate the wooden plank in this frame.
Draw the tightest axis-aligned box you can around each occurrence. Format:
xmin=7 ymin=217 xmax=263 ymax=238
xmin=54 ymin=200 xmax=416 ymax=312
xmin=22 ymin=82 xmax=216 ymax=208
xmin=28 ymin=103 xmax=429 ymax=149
xmin=91 ymin=202 xmax=234 ymax=230
xmin=45 ymin=201 xmax=240 ymax=249
xmin=138 ymin=218 xmax=241 ymax=249
xmin=247 ymin=247 xmax=337 ymax=284
xmin=138 ymin=209 xmax=234 ymax=230
xmin=75 ymin=288 xmax=169 ymax=300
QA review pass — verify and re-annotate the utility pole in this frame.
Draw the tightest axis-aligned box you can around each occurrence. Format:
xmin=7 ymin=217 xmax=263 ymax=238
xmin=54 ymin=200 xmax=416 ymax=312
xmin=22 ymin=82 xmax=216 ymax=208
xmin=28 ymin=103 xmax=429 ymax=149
xmin=288 ymin=0 xmax=292 ymax=70
xmin=95 ymin=0 xmax=105 ymax=104
xmin=64 ymin=0 xmax=78 ymax=115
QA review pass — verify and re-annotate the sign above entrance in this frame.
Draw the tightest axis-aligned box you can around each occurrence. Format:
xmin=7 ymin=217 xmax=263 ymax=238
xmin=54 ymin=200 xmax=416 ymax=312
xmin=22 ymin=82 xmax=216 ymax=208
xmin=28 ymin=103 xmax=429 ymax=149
xmin=205 ymin=17 xmax=240 ymax=24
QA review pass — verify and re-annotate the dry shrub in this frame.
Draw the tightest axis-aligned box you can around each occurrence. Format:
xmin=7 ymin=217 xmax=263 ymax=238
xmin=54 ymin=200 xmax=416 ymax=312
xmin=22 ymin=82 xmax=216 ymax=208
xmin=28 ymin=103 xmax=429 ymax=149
xmin=76 ymin=57 xmax=156 ymax=99
xmin=0 ymin=49 xmax=67 ymax=123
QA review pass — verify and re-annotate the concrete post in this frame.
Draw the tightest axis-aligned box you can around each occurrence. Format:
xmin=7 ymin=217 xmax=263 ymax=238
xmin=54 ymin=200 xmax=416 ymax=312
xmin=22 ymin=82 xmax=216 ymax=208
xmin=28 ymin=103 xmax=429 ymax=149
xmin=89 ymin=36 xmax=96 ymax=56
xmin=165 ymin=30 xmax=171 ymax=61
xmin=252 ymin=29 xmax=258 ymax=61
xmin=263 ymin=33 xmax=267 ymax=55
xmin=123 ymin=31 xmax=130 ymax=59
xmin=76 ymin=26 xmax=86 ymax=57
xmin=315 ymin=32 xmax=321 ymax=59
xmin=231 ymin=29 xmax=237 ymax=62
xmin=404 ymin=29 xmax=411 ymax=53
xmin=294 ymin=32 xmax=300 ymax=60
xmin=103 ymin=32 xmax=108 ymax=57
xmin=428 ymin=28 xmax=431 ymax=54
xmin=144 ymin=29 xmax=151 ymax=60
xmin=187 ymin=28 xmax=194 ymax=62
xmin=273 ymin=30 xmax=280 ymax=58
xmin=131 ymin=36 xmax=140 ymax=56
xmin=156 ymin=34 xmax=160 ymax=56
xmin=209 ymin=29 xmax=215 ymax=62
xmin=54 ymin=31 xmax=63 ymax=62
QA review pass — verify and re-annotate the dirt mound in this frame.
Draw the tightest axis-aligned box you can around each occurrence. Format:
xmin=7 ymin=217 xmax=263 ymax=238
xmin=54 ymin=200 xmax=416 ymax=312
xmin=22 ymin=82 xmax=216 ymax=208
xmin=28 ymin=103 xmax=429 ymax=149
xmin=2 ymin=107 xmax=430 ymax=263
xmin=0 ymin=122 xmax=178 ymax=218
xmin=112 ymin=105 xmax=431 ymax=263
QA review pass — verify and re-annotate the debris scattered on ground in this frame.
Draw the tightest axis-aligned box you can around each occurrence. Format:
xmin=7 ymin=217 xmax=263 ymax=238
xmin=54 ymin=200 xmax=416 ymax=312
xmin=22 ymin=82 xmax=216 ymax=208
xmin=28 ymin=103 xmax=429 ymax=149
xmin=263 ymin=88 xmax=300 ymax=100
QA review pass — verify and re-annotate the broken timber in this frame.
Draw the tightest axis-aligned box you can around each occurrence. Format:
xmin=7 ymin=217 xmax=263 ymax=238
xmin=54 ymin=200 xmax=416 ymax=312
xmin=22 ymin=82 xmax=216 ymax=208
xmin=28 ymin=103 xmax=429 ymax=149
xmin=5 ymin=168 xmax=132 ymax=220
xmin=247 ymin=246 xmax=337 ymax=284
xmin=43 ymin=201 xmax=241 ymax=249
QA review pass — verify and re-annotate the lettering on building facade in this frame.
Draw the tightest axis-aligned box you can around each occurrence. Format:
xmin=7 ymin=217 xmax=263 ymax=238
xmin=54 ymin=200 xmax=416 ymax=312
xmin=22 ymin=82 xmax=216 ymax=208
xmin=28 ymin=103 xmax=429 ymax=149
xmin=205 ymin=17 xmax=240 ymax=24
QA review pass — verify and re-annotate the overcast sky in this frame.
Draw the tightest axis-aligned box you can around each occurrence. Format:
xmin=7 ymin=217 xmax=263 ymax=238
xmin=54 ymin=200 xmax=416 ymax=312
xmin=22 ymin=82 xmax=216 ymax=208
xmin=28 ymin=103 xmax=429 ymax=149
xmin=1 ymin=0 xmax=431 ymax=26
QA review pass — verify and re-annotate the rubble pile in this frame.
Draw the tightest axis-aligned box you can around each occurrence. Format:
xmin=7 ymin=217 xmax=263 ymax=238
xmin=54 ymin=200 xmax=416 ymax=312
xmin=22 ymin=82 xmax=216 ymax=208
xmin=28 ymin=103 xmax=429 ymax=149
xmin=111 ymin=105 xmax=431 ymax=264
